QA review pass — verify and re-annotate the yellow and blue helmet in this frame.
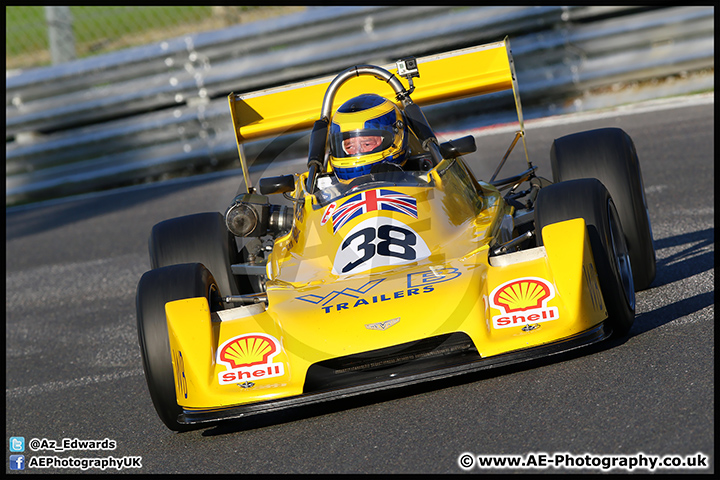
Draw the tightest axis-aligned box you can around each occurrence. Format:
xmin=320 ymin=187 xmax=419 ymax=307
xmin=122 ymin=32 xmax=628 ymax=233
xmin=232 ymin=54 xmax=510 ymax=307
xmin=329 ymin=94 xmax=408 ymax=180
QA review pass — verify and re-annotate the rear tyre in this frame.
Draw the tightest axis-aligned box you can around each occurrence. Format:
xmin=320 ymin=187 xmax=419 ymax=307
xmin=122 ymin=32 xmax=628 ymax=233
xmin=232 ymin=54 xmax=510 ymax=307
xmin=535 ymin=178 xmax=635 ymax=337
xmin=136 ymin=263 xmax=222 ymax=431
xmin=148 ymin=212 xmax=240 ymax=298
xmin=551 ymin=128 xmax=655 ymax=290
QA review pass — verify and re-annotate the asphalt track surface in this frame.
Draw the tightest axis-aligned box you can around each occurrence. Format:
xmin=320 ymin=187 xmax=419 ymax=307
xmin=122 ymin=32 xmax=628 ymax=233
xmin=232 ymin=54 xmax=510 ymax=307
xmin=6 ymin=95 xmax=714 ymax=474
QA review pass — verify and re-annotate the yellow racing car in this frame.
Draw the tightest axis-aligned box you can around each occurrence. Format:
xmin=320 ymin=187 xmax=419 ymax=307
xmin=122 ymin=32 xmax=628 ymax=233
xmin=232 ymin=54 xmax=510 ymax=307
xmin=136 ymin=38 xmax=656 ymax=431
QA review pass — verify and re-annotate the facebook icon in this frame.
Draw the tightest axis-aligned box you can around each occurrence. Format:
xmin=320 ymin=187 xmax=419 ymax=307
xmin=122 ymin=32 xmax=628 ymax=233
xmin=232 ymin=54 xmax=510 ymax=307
xmin=10 ymin=455 xmax=25 ymax=470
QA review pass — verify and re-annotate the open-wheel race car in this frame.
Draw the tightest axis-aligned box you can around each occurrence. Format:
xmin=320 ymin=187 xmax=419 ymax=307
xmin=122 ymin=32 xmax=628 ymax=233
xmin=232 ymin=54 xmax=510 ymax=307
xmin=136 ymin=37 xmax=656 ymax=431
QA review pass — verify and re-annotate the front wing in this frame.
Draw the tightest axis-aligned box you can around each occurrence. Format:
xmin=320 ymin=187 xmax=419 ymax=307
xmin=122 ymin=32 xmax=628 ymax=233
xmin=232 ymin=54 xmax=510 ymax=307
xmin=179 ymin=323 xmax=609 ymax=425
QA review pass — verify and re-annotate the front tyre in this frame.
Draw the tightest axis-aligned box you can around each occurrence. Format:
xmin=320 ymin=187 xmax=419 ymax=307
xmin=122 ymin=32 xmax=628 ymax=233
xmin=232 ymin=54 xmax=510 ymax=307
xmin=535 ymin=178 xmax=635 ymax=337
xmin=551 ymin=128 xmax=656 ymax=290
xmin=136 ymin=263 xmax=222 ymax=431
xmin=149 ymin=212 xmax=240 ymax=298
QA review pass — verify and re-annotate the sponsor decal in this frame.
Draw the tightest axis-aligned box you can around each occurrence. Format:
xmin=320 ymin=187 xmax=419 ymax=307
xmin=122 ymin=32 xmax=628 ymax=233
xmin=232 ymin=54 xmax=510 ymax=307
xmin=583 ymin=262 xmax=605 ymax=312
xmin=294 ymin=200 xmax=305 ymax=223
xmin=330 ymin=189 xmax=417 ymax=234
xmin=298 ymin=279 xmax=386 ymax=305
xmin=320 ymin=201 xmax=337 ymax=226
xmin=407 ymin=266 xmax=462 ymax=288
xmin=489 ymin=277 xmax=560 ymax=329
xmin=365 ymin=317 xmax=400 ymax=331
xmin=297 ymin=266 xmax=461 ymax=313
xmin=216 ymin=333 xmax=285 ymax=385
xmin=173 ymin=350 xmax=187 ymax=399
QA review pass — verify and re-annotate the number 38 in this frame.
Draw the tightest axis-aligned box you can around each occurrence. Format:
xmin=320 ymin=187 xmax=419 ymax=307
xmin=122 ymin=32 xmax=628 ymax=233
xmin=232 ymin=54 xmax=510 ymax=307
xmin=341 ymin=225 xmax=416 ymax=273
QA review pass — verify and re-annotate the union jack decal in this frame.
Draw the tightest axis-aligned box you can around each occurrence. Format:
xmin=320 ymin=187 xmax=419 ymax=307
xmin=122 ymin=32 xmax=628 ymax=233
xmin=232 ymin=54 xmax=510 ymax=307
xmin=331 ymin=189 xmax=417 ymax=234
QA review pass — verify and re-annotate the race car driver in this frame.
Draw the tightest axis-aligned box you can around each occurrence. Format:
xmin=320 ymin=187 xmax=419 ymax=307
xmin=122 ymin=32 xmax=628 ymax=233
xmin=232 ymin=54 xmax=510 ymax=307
xmin=328 ymin=93 xmax=409 ymax=180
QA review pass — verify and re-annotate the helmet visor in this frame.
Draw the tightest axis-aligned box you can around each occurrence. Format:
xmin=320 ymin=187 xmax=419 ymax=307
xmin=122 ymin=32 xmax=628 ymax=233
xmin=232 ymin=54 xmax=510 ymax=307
xmin=330 ymin=128 xmax=395 ymax=159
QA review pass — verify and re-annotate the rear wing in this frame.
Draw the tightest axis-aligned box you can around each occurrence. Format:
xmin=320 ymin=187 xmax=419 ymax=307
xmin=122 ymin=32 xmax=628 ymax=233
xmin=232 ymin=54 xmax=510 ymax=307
xmin=228 ymin=37 xmax=526 ymax=190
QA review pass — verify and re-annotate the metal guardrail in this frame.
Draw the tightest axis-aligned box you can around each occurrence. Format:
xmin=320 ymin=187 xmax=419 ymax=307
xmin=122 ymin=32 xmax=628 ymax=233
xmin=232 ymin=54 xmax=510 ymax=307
xmin=5 ymin=6 xmax=715 ymax=205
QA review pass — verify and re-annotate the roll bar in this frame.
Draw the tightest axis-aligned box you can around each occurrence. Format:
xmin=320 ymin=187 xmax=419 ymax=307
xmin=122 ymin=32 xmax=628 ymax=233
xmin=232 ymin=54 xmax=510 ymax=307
xmin=320 ymin=65 xmax=408 ymax=121
xmin=306 ymin=64 xmax=443 ymax=192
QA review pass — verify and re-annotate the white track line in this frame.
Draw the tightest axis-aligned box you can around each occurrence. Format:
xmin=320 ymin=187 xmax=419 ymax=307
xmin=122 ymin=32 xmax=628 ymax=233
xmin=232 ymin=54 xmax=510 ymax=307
xmin=6 ymin=369 xmax=144 ymax=399
xmin=441 ymin=92 xmax=715 ymax=138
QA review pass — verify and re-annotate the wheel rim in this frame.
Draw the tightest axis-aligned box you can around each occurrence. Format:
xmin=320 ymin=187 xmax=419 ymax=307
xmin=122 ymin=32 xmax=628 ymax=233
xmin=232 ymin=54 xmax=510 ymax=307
xmin=608 ymin=202 xmax=635 ymax=310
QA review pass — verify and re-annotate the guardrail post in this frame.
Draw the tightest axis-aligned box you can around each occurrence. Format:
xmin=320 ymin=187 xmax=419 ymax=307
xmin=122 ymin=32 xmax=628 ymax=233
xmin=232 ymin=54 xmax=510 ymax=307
xmin=45 ymin=6 xmax=76 ymax=65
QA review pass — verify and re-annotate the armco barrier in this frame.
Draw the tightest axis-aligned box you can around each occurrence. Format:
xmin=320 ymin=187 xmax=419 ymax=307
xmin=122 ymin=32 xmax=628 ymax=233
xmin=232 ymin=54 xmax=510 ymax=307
xmin=5 ymin=6 xmax=714 ymax=205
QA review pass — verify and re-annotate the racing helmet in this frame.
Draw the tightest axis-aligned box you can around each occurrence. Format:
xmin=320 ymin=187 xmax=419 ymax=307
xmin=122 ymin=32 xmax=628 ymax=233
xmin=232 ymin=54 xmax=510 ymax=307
xmin=329 ymin=94 xmax=408 ymax=180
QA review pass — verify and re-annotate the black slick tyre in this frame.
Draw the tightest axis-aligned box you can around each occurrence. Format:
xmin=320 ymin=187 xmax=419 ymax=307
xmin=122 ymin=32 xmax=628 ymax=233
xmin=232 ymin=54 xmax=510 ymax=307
xmin=136 ymin=263 xmax=223 ymax=431
xmin=148 ymin=212 xmax=240 ymax=298
xmin=535 ymin=178 xmax=635 ymax=337
xmin=550 ymin=128 xmax=656 ymax=291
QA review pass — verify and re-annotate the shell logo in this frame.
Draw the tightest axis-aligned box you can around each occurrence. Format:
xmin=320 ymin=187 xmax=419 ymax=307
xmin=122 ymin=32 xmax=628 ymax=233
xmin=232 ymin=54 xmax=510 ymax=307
xmin=216 ymin=333 xmax=285 ymax=385
xmin=493 ymin=279 xmax=551 ymax=312
xmin=489 ymin=277 xmax=560 ymax=329
xmin=220 ymin=335 xmax=276 ymax=368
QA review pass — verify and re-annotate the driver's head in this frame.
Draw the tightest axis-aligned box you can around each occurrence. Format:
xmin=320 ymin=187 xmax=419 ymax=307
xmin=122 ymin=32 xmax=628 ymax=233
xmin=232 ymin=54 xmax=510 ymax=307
xmin=329 ymin=94 xmax=408 ymax=180
xmin=342 ymin=135 xmax=384 ymax=156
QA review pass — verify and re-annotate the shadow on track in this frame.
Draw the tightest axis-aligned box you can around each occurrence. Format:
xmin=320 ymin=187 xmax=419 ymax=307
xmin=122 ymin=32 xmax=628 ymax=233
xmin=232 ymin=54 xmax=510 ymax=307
xmin=631 ymin=227 xmax=714 ymax=336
